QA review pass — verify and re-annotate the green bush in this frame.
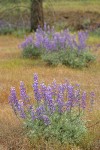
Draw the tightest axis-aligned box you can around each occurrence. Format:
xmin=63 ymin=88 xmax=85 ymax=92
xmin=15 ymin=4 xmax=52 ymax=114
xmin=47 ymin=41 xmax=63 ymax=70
xmin=20 ymin=25 xmax=96 ymax=68
xmin=22 ymin=46 xmax=42 ymax=58
xmin=42 ymin=49 xmax=95 ymax=68
xmin=0 ymin=27 xmax=14 ymax=35
xmin=13 ymin=29 xmax=30 ymax=38
xmin=42 ymin=51 xmax=61 ymax=66
xmin=24 ymin=111 xmax=87 ymax=145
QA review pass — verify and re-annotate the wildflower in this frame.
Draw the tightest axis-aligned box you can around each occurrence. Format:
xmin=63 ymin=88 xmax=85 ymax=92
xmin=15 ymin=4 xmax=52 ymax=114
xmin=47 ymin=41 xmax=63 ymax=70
xmin=42 ymin=115 xmax=51 ymax=125
xmin=45 ymin=86 xmax=55 ymax=113
xmin=33 ymin=73 xmax=41 ymax=102
xmin=20 ymin=24 xmax=89 ymax=53
xmin=20 ymin=81 xmax=29 ymax=104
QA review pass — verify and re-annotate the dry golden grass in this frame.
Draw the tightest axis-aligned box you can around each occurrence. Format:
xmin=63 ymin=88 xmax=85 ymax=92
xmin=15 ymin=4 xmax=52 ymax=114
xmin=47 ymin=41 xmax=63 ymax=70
xmin=0 ymin=35 xmax=100 ymax=149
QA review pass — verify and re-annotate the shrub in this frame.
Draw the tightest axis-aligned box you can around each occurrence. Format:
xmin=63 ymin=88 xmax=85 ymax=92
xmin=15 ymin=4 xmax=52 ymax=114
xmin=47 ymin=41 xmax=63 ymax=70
xmin=13 ymin=29 xmax=30 ymax=38
xmin=20 ymin=24 xmax=95 ymax=68
xmin=20 ymin=36 xmax=43 ymax=58
xmin=42 ymin=51 xmax=61 ymax=66
xmin=9 ymin=74 xmax=95 ymax=146
xmin=22 ymin=46 xmax=42 ymax=58
xmin=42 ymin=49 xmax=95 ymax=68
xmin=0 ymin=27 xmax=14 ymax=35
xmin=21 ymin=24 xmax=89 ymax=53
xmin=62 ymin=50 xmax=95 ymax=68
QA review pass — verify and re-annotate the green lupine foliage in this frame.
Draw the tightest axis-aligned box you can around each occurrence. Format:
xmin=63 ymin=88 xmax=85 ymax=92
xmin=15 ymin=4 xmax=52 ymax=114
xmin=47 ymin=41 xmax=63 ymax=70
xmin=24 ymin=111 xmax=87 ymax=145
xmin=42 ymin=49 xmax=95 ymax=68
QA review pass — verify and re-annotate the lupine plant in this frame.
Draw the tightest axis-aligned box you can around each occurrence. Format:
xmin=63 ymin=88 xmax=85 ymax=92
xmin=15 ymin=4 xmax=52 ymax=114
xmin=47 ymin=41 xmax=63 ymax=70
xmin=9 ymin=74 xmax=95 ymax=145
xmin=20 ymin=24 xmax=95 ymax=68
xmin=21 ymin=23 xmax=89 ymax=52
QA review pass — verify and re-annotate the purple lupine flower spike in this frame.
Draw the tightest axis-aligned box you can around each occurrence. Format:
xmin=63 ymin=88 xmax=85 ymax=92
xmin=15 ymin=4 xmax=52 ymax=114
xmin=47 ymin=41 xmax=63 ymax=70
xmin=9 ymin=87 xmax=19 ymax=109
xmin=45 ymin=86 xmax=55 ymax=113
xmin=56 ymin=84 xmax=64 ymax=113
xmin=17 ymin=101 xmax=26 ymax=119
xmin=9 ymin=74 xmax=95 ymax=126
xmin=42 ymin=115 xmax=51 ymax=125
xmin=30 ymin=107 xmax=36 ymax=121
xmin=9 ymin=87 xmax=26 ymax=118
xmin=20 ymin=23 xmax=89 ymax=53
xmin=20 ymin=36 xmax=33 ymax=49
xmin=33 ymin=73 xmax=41 ymax=103
xmin=66 ymin=84 xmax=74 ymax=111
xmin=36 ymin=105 xmax=45 ymax=118
xmin=20 ymin=81 xmax=29 ymax=104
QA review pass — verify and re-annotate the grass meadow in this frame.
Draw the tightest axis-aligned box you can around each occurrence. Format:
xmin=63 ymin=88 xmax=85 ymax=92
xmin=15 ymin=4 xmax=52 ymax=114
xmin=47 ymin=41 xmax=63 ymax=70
xmin=0 ymin=1 xmax=100 ymax=150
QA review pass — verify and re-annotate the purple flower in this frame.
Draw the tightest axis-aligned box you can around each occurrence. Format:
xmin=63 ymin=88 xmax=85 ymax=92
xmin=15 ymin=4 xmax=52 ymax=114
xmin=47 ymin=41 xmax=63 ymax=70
xmin=20 ymin=24 xmax=89 ymax=53
xmin=33 ymin=73 xmax=41 ymax=103
xmin=77 ymin=31 xmax=88 ymax=52
xmin=30 ymin=107 xmax=36 ymax=121
xmin=9 ymin=87 xmax=26 ymax=118
xmin=9 ymin=74 xmax=95 ymax=122
xmin=42 ymin=115 xmax=51 ymax=125
xmin=17 ymin=101 xmax=26 ymax=118
xmin=66 ymin=84 xmax=75 ymax=110
xmin=9 ymin=87 xmax=19 ymax=110
xmin=20 ymin=81 xmax=30 ymax=104
xmin=45 ymin=86 xmax=55 ymax=113
xmin=56 ymin=84 xmax=65 ymax=113
xmin=36 ymin=105 xmax=45 ymax=118
xmin=20 ymin=36 xmax=33 ymax=49
xmin=40 ymin=83 xmax=47 ymax=107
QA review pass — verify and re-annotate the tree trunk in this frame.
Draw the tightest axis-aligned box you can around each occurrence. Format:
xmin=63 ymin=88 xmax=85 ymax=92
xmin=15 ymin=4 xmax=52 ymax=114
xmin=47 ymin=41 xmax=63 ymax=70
xmin=31 ymin=0 xmax=44 ymax=31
